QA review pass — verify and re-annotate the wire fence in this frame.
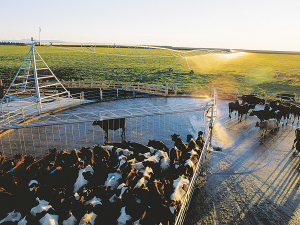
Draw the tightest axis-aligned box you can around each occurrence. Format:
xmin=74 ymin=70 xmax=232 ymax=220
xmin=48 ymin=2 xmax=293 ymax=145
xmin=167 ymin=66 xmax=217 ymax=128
xmin=0 ymin=107 xmax=211 ymax=160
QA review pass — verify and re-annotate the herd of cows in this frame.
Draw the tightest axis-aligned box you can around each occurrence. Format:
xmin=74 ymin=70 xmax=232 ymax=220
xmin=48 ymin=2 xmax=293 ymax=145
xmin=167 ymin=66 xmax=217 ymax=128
xmin=228 ymin=94 xmax=300 ymax=141
xmin=0 ymin=127 xmax=205 ymax=224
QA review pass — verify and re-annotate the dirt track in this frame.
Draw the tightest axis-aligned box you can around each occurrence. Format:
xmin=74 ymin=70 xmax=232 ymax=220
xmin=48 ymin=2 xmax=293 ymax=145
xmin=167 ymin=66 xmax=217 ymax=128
xmin=185 ymin=100 xmax=300 ymax=225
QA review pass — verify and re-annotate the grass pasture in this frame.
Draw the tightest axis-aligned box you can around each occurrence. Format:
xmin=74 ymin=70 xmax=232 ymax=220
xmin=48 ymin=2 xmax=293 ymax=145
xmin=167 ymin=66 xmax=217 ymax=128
xmin=0 ymin=45 xmax=299 ymax=95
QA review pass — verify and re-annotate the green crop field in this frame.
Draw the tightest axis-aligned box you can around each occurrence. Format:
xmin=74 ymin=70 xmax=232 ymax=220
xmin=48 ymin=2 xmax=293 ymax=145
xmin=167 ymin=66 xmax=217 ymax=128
xmin=0 ymin=45 xmax=300 ymax=95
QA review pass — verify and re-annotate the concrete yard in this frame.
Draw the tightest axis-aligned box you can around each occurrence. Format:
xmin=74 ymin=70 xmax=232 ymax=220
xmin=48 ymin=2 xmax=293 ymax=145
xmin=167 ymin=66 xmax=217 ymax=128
xmin=185 ymin=99 xmax=300 ymax=225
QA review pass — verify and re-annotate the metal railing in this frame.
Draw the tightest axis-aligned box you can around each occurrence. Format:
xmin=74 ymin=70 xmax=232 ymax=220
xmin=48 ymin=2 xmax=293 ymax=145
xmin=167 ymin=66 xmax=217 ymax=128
xmin=0 ymin=102 xmax=213 ymax=130
xmin=0 ymin=91 xmax=93 ymax=128
xmin=63 ymin=80 xmax=170 ymax=96
xmin=61 ymin=80 xmax=300 ymax=102
xmin=174 ymin=103 xmax=215 ymax=225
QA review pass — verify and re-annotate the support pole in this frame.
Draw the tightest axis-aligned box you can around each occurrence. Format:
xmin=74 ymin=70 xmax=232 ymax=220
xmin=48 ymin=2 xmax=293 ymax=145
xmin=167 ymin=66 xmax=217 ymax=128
xmin=209 ymin=88 xmax=217 ymax=146
xmin=183 ymin=53 xmax=191 ymax=71
xmin=32 ymin=45 xmax=42 ymax=109
xmin=100 ymin=88 xmax=103 ymax=101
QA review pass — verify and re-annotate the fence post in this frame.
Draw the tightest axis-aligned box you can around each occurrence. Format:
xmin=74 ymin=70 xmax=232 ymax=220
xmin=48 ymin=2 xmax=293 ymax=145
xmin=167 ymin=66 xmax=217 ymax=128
xmin=22 ymin=108 xmax=25 ymax=120
xmin=165 ymin=86 xmax=168 ymax=96
xmin=117 ymin=89 xmax=119 ymax=98
xmin=6 ymin=98 xmax=9 ymax=113
xmin=100 ymin=89 xmax=103 ymax=101
xmin=36 ymin=102 xmax=40 ymax=114
xmin=209 ymin=88 xmax=217 ymax=146
xmin=81 ymin=91 xmax=84 ymax=103
xmin=209 ymin=106 xmax=214 ymax=146
xmin=58 ymin=95 xmax=61 ymax=108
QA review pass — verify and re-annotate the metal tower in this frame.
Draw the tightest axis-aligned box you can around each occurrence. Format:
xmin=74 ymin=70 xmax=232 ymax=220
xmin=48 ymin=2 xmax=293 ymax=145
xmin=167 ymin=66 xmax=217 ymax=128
xmin=1 ymin=38 xmax=72 ymax=108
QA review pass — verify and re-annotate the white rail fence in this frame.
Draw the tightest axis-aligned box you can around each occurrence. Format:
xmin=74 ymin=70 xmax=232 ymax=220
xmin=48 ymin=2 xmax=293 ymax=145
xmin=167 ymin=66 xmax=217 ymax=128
xmin=62 ymin=80 xmax=300 ymax=101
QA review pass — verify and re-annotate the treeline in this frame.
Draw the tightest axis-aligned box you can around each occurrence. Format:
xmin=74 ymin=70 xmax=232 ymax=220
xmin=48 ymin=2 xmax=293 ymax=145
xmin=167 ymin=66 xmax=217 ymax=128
xmin=0 ymin=42 xmax=26 ymax=46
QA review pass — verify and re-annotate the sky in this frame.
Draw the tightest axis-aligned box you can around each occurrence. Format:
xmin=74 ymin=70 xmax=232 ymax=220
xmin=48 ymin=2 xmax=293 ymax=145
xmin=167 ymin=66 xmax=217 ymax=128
xmin=1 ymin=0 xmax=300 ymax=51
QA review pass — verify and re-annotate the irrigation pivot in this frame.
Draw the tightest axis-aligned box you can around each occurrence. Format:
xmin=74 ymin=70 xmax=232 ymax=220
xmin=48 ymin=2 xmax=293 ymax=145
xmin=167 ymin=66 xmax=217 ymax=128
xmin=1 ymin=38 xmax=72 ymax=109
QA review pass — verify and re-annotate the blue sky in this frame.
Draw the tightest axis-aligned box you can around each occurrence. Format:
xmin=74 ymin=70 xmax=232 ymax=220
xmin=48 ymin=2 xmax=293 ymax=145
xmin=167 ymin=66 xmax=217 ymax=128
xmin=1 ymin=0 xmax=300 ymax=51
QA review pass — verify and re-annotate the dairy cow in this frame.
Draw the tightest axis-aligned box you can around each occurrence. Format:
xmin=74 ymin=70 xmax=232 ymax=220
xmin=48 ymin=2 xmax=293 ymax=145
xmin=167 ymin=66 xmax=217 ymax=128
xmin=93 ymin=118 xmax=126 ymax=139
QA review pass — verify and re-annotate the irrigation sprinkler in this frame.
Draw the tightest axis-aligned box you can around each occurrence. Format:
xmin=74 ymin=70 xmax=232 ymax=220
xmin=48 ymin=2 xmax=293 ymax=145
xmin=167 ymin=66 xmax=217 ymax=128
xmin=170 ymin=52 xmax=194 ymax=74
xmin=0 ymin=38 xmax=73 ymax=113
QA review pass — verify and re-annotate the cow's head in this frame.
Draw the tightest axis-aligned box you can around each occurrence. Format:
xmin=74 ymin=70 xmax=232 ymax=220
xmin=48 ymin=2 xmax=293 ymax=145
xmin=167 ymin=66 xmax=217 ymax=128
xmin=186 ymin=134 xmax=194 ymax=142
xmin=92 ymin=120 xmax=100 ymax=126
xmin=171 ymin=133 xmax=180 ymax=141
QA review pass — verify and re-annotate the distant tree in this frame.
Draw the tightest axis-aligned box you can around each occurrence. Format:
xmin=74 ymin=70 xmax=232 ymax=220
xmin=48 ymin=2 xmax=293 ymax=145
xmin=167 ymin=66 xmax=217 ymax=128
xmin=0 ymin=42 xmax=26 ymax=46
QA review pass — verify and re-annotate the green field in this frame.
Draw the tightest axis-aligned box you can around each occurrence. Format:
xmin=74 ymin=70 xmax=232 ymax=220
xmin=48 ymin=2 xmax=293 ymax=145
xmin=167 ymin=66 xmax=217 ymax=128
xmin=0 ymin=45 xmax=300 ymax=95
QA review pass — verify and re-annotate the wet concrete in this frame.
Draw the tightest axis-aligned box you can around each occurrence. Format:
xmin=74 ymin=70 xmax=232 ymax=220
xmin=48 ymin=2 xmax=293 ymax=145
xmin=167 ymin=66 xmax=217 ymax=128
xmin=184 ymin=100 xmax=300 ymax=225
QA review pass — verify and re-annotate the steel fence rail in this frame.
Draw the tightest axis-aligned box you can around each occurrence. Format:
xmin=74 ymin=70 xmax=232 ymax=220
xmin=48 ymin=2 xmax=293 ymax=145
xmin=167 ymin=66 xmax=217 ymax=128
xmin=175 ymin=125 xmax=212 ymax=225
xmin=0 ymin=102 xmax=213 ymax=130
xmin=0 ymin=92 xmax=94 ymax=128
xmin=61 ymin=80 xmax=300 ymax=102
xmin=174 ymin=103 xmax=215 ymax=225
